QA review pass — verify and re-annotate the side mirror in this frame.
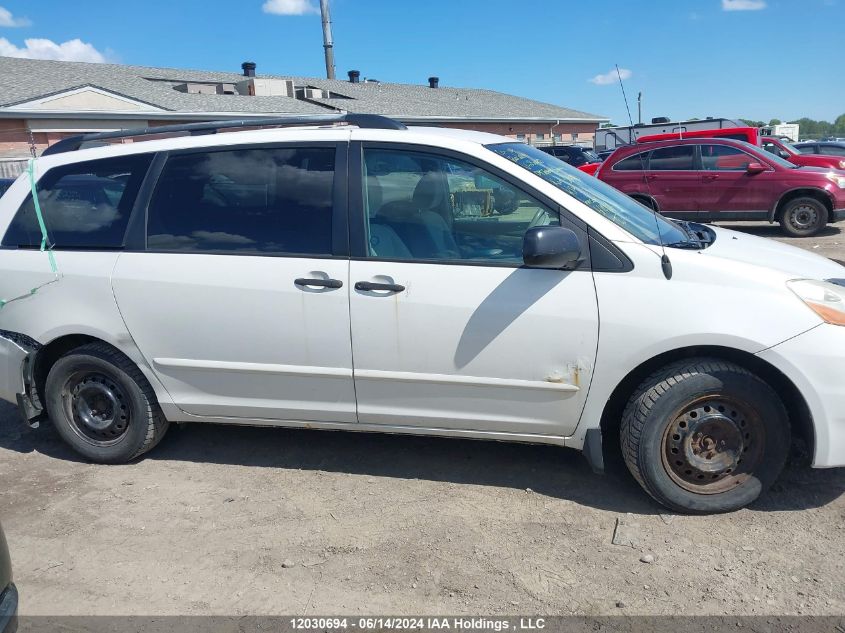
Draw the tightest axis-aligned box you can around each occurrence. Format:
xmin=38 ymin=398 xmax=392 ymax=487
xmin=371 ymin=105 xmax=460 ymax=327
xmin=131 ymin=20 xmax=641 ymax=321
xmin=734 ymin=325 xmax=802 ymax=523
xmin=778 ymin=150 xmax=791 ymax=159
xmin=746 ymin=162 xmax=767 ymax=175
xmin=523 ymin=226 xmax=582 ymax=269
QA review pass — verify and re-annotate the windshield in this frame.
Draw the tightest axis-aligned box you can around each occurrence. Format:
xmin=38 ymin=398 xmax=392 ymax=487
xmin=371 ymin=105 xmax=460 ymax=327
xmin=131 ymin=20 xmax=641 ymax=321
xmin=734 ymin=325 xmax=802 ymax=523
xmin=487 ymin=142 xmax=688 ymax=246
xmin=581 ymin=149 xmax=600 ymax=162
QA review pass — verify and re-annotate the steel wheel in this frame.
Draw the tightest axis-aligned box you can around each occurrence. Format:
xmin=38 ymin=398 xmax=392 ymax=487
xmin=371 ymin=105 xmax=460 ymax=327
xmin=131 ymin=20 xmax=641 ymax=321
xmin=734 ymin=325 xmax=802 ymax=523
xmin=661 ymin=396 xmax=765 ymax=494
xmin=60 ymin=371 xmax=131 ymax=447
xmin=786 ymin=204 xmax=819 ymax=232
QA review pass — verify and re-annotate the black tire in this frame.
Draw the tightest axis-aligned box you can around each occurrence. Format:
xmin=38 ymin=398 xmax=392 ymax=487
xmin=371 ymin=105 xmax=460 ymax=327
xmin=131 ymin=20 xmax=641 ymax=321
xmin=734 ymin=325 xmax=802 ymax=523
xmin=620 ymin=358 xmax=789 ymax=514
xmin=779 ymin=196 xmax=828 ymax=237
xmin=45 ymin=342 xmax=169 ymax=463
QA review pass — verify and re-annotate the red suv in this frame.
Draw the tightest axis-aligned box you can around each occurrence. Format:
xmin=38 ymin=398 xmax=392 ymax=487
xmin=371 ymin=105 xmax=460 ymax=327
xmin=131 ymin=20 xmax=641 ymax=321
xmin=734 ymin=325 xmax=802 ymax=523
xmin=596 ymin=138 xmax=845 ymax=236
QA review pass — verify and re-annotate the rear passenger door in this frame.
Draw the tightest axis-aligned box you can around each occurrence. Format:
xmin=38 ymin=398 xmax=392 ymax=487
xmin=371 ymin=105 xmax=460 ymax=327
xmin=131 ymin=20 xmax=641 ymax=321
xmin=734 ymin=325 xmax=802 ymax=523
xmin=112 ymin=143 xmax=357 ymax=423
xmin=644 ymin=145 xmax=699 ymax=217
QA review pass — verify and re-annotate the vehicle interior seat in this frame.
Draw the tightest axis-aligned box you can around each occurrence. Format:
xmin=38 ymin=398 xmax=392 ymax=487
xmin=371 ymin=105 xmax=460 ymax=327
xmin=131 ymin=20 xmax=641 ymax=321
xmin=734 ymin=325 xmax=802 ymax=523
xmin=365 ymin=176 xmax=412 ymax=259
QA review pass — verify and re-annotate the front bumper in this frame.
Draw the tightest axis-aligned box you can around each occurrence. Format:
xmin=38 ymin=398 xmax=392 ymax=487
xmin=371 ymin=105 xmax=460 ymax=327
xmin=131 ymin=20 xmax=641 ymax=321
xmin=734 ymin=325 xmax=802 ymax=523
xmin=757 ymin=323 xmax=845 ymax=467
xmin=0 ymin=584 xmax=17 ymax=633
xmin=0 ymin=331 xmax=43 ymax=426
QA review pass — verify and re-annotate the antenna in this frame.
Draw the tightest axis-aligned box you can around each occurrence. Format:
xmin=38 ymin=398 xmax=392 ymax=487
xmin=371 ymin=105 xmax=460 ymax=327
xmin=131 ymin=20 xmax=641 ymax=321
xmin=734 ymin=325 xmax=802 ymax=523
xmin=615 ymin=64 xmax=672 ymax=280
xmin=320 ymin=0 xmax=336 ymax=80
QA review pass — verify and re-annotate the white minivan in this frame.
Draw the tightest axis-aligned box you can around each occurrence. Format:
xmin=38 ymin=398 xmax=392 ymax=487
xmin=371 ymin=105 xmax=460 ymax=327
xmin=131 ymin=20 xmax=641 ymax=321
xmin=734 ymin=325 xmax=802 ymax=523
xmin=0 ymin=115 xmax=843 ymax=513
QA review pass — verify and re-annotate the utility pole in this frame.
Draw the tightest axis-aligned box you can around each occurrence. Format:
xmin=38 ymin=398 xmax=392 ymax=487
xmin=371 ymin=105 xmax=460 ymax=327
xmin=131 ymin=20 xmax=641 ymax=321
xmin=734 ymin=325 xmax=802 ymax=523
xmin=637 ymin=92 xmax=642 ymax=125
xmin=320 ymin=0 xmax=336 ymax=80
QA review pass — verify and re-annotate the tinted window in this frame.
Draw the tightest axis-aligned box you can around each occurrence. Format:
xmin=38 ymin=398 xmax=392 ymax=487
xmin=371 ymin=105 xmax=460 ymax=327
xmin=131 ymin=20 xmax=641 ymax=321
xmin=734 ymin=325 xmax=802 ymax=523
xmin=146 ymin=147 xmax=335 ymax=254
xmin=613 ymin=152 xmax=649 ymax=171
xmin=1 ymin=154 xmax=152 ymax=249
xmin=795 ymin=145 xmax=817 ymax=154
xmin=363 ymin=148 xmax=559 ymax=265
xmin=819 ymin=145 xmax=845 ymax=157
xmin=648 ymin=146 xmax=695 ymax=171
xmin=700 ymin=144 xmax=755 ymax=171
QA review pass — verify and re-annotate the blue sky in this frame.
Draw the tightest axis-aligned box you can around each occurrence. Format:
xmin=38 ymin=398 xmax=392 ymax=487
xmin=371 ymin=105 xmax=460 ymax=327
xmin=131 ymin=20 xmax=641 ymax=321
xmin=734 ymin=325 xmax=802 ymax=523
xmin=0 ymin=0 xmax=841 ymax=124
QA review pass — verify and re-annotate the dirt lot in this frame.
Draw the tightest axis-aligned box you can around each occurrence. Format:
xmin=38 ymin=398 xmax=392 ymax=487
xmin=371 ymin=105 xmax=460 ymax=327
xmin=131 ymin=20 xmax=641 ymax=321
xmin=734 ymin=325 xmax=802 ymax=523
xmin=1 ymin=220 xmax=843 ymax=617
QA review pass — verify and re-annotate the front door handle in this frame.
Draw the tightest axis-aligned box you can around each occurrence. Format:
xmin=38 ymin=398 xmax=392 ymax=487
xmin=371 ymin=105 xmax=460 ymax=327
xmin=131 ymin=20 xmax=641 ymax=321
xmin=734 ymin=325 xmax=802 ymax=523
xmin=354 ymin=281 xmax=405 ymax=293
xmin=295 ymin=278 xmax=343 ymax=289
xmin=703 ymin=174 xmax=719 ymax=181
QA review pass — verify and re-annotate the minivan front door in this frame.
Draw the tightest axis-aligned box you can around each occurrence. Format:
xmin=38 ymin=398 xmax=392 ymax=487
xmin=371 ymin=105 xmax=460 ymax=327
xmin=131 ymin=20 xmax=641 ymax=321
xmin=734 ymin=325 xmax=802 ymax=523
xmin=348 ymin=145 xmax=599 ymax=437
xmin=112 ymin=144 xmax=357 ymax=422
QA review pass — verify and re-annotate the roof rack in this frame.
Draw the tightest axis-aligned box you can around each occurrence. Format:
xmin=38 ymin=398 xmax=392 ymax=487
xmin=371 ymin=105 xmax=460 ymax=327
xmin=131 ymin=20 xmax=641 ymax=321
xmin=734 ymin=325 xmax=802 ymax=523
xmin=41 ymin=113 xmax=406 ymax=156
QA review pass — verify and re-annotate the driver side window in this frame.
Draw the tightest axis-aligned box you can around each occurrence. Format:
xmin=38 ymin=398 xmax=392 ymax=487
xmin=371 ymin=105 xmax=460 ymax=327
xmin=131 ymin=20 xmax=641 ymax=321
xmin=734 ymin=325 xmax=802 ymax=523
xmin=363 ymin=148 xmax=559 ymax=265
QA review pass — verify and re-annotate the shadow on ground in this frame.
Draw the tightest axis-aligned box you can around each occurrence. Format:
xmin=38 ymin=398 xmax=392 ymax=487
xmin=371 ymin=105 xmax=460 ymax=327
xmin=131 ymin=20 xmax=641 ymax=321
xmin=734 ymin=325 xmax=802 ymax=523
xmin=2 ymin=401 xmax=842 ymax=515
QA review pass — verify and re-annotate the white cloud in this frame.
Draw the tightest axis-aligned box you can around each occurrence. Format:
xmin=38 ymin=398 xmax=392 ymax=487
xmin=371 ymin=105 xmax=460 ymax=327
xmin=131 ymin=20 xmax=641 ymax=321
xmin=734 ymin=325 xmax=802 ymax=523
xmin=0 ymin=37 xmax=107 ymax=62
xmin=0 ymin=6 xmax=30 ymax=27
xmin=589 ymin=67 xmax=631 ymax=86
xmin=722 ymin=0 xmax=767 ymax=10
xmin=262 ymin=0 xmax=319 ymax=15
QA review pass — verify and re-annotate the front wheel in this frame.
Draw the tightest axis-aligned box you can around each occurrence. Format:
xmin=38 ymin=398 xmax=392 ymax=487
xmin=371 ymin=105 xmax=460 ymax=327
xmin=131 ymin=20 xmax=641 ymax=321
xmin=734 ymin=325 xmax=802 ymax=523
xmin=779 ymin=197 xmax=827 ymax=237
xmin=45 ymin=342 xmax=169 ymax=463
xmin=620 ymin=358 xmax=789 ymax=514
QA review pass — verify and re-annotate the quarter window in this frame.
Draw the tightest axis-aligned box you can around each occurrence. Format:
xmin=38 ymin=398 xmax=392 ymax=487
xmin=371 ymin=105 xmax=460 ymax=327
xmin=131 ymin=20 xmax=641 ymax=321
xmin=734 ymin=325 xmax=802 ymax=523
xmin=648 ymin=146 xmax=695 ymax=171
xmin=1 ymin=154 xmax=152 ymax=249
xmin=700 ymin=144 xmax=755 ymax=171
xmin=146 ymin=147 xmax=335 ymax=254
xmin=363 ymin=148 xmax=559 ymax=265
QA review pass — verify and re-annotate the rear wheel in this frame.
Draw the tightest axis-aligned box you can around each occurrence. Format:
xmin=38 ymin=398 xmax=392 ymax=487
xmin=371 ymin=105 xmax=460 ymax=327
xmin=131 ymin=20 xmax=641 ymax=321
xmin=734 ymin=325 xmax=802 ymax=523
xmin=45 ymin=342 xmax=169 ymax=463
xmin=779 ymin=196 xmax=827 ymax=237
xmin=620 ymin=358 xmax=789 ymax=513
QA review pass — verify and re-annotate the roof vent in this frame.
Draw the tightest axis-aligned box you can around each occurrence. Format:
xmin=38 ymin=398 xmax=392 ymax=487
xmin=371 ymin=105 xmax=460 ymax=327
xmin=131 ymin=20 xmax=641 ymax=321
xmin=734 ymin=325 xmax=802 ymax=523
xmin=241 ymin=61 xmax=257 ymax=78
xmin=428 ymin=76 xmax=439 ymax=89
xmin=348 ymin=70 xmax=360 ymax=83
xmin=651 ymin=116 xmax=670 ymax=124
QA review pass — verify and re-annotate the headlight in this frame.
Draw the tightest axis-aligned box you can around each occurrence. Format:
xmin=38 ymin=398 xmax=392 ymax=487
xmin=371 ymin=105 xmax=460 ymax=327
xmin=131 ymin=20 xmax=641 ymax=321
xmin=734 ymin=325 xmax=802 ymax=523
xmin=827 ymin=172 xmax=845 ymax=188
xmin=787 ymin=279 xmax=845 ymax=326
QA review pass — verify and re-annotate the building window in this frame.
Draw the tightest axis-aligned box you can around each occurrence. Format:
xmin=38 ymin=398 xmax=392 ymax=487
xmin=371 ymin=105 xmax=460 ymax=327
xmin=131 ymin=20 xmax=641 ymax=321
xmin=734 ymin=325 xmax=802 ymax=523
xmin=535 ymin=133 xmax=545 ymax=141
xmin=553 ymin=133 xmax=562 ymax=142
xmin=516 ymin=133 xmax=526 ymax=141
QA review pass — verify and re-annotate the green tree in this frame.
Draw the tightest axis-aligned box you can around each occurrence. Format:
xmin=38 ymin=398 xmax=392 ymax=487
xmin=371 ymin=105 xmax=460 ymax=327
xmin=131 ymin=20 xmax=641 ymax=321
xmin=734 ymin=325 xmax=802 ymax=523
xmin=769 ymin=118 xmax=782 ymax=126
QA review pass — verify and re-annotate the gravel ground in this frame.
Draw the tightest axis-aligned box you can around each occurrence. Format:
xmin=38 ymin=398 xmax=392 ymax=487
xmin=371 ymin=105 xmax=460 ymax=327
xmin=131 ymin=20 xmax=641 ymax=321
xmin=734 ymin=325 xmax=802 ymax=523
xmin=1 ymin=220 xmax=843 ymax=617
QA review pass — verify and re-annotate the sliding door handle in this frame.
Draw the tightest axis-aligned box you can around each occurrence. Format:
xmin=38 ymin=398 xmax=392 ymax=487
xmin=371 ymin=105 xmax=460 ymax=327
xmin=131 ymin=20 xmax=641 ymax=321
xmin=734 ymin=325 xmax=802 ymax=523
xmin=354 ymin=281 xmax=405 ymax=293
xmin=295 ymin=278 xmax=343 ymax=289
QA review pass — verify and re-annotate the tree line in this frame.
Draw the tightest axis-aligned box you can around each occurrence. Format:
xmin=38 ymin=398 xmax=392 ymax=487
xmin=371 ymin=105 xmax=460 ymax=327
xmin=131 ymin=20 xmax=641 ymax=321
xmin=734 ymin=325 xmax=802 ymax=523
xmin=741 ymin=115 xmax=845 ymax=139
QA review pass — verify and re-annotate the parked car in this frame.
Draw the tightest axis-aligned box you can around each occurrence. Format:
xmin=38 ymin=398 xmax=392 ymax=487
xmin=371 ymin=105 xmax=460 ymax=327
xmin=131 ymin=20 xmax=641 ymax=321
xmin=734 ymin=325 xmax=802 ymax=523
xmin=539 ymin=145 xmax=602 ymax=167
xmin=0 ymin=524 xmax=16 ymax=633
xmin=636 ymin=127 xmax=845 ymax=171
xmin=597 ymin=137 xmax=845 ymax=236
xmin=1 ymin=115 xmax=844 ymax=514
xmin=761 ymin=136 xmax=845 ymax=171
xmin=794 ymin=141 xmax=845 ymax=159
xmin=0 ymin=179 xmax=14 ymax=198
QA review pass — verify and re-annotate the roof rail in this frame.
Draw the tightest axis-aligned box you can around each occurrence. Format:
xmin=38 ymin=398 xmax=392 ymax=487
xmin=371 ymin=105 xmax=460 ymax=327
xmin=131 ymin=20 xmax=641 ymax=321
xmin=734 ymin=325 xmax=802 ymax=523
xmin=41 ymin=113 xmax=406 ymax=156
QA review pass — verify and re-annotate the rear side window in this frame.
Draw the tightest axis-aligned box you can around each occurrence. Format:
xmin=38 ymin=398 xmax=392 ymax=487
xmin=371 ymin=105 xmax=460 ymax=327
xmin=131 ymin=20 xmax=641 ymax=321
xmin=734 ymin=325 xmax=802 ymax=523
xmin=612 ymin=152 xmax=649 ymax=171
xmin=146 ymin=146 xmax=335 ymax=255
xmin=648 ymin=146 xmax=695 ymax=171
xmin=1 ymin=154 xmax=152 ymax=249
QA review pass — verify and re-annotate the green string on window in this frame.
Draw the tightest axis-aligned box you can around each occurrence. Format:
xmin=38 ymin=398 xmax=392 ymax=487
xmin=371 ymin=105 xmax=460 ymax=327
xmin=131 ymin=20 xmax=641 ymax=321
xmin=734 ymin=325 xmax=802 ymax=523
xmin=0 ymin=158 xmax=61 ymax=311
